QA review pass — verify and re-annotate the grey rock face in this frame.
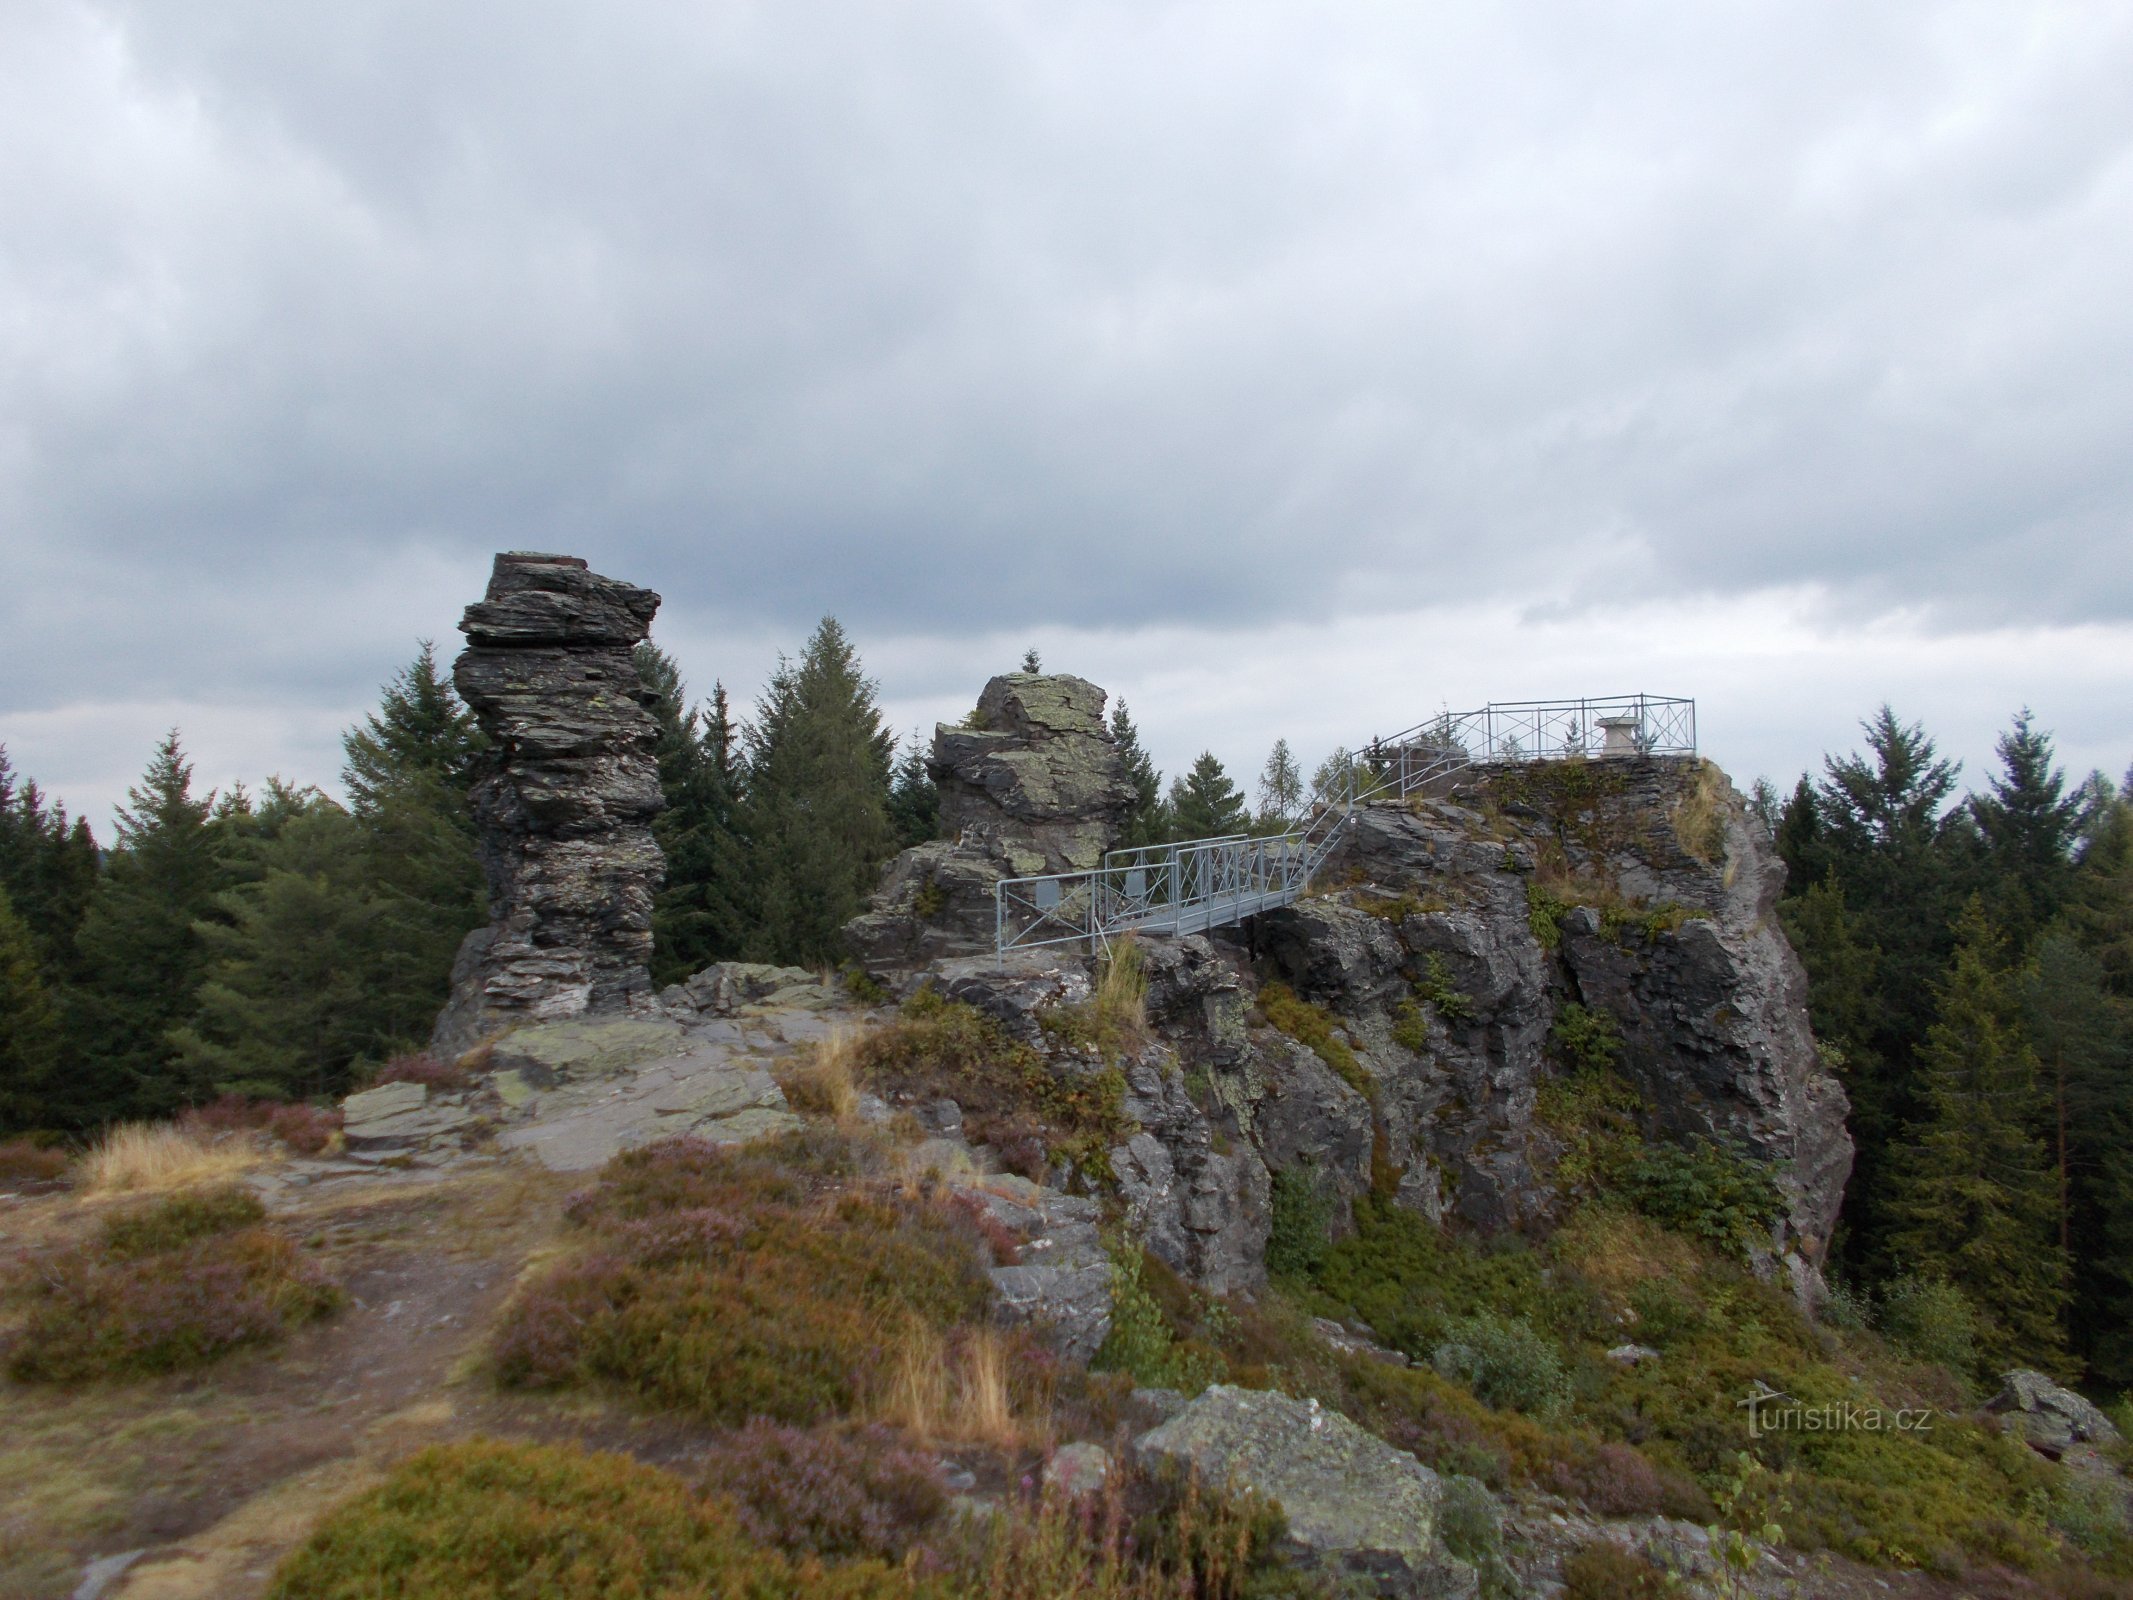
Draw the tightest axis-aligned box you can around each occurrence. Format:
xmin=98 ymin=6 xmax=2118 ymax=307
xmin=432 ymin=554 xmax=665 ymax=1055
xmin=1114 ymin=1052 xmax=1271 ymax=1295
xmin=1252 ymin=761 xmax=1849 ymax=1268
xmin=845 ymin=673 xmax=1131 ymax=968
xmin=1988 ymin=1369 xmax=2125 ymax=1458
xmin=955 ymin=1172 xmax=1114 ymax=1361
xmin=1135 ymin=1385 xmax=1477 ymax=1598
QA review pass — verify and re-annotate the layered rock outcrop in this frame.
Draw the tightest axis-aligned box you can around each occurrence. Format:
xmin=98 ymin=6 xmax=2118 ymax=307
xmin=432 ymin=553 xmax=666 ymax=1055
xmin=844 ymin=672 xmax=1133 ymax=967
xmin=928 ymin=755 xmax=1849 ymax=1303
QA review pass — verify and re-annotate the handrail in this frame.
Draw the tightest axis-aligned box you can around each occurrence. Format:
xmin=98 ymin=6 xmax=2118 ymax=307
xmin=995 ymin=694 xmax=1694 ymax=963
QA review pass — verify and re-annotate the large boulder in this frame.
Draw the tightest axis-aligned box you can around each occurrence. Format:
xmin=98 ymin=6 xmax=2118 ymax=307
xmin=1988 ymin=1369 xmax=2125 ymax=1459
xmin=845 ymin=672 xmax=1133 ymax=969
xmin=432 ymin=554 xmax=666 ymax=1055
xmin=1135 ymin=1385 xmax=1477 ymax=1598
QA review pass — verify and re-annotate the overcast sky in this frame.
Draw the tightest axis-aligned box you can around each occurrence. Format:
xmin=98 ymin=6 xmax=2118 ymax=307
xmin=4 ymin=1 xmax=2130 ymax=835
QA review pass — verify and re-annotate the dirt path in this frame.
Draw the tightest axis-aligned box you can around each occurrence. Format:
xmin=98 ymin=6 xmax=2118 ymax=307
xmin=0 ymin=1162 xmax=598 ymax=1600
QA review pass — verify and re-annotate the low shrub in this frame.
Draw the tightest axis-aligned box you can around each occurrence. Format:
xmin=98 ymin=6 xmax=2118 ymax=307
xmin=493 ymin=1132 xmax=995 ymax=1425
xmin=701 ymin=1421 xmax=947 ymax=1562
xmin=100 ymin=1184 xmax=264 ymax=1256
xmin=1877 ymin=1275 xmax=1979 ymax=1377
xmin=269 ymin=1438 xmax=936 ymax=1599
xmin=6 ymin=1186 xmax=340 ymax=1381
xmin=1561 ymin=1538 xmax=1672 ymax=1600
xmin=1437 ymin=1474 xmax=1515 ymax=1598
xmin=857 ymin=991 xmax=1130 ymax=1178
xmin=181 ymin=1094 xmax=342 ymax=1155
xmin=1430 ymin=1312 xmax=1571 ymax=1418
xmin=1265 ymin=1166 xmax=1335 ymax=1279
xmin=1621 ymin=1139 xmax=1784 ymax=1260
xmin=373 ymin=1051 xmax=470 ymax=1092
xmin=1549 ymin=1004 xmax=1622 ymax=1072
xmin=1414 ymin=953 xmax=1476 ymax=1024
xmin=1258 ymin=983 xmax=1372 ymax=1099
xmin=0 ymin=1135 xmax=71 ymax=1185
xmin=1093 ymin=1246 xmax=1226 ymax=1394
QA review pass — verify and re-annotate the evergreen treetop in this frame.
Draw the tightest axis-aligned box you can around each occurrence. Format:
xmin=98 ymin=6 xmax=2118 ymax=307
xmin=1168 ymin=752 xmax=1249 ymax=842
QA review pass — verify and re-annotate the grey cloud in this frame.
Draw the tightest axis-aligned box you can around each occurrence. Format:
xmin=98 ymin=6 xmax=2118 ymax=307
xmin=4 ymin=0 xmax=2131 ymax=744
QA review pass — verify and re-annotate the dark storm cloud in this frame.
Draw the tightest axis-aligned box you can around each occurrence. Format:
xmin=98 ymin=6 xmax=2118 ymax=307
xmin=3 ymin=1 xmax=2131 ymax=825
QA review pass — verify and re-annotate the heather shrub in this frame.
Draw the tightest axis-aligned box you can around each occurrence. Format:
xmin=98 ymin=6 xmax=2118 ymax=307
xmin=857 ymin=992 xmax=1129 ymax=1178
xmin=7 ymin=1188 xmax=340 ymax=1381
xmin=0 ymin=1136 xmax=71 ymax=1185
xmin=374 ymin=1051 xmax=470 ymax=1092
xmin=1264 ymin=1165 xmax=1334 ymax=1279
xmin=701 ymin=1420 xmax=946 ymax=1561
xmin=269 ymin=1438 xmax=939 ymax=1599
xmin=493 ymin=1133 xmax=995 ymax=1424
xmin=181 ymin=1093 xmax=343 ymax=1154
xmin=100 ymin=1184 xmax=264 ymax=1256
xmin=1561 ymin=1538 xmax=1672 ymax=1600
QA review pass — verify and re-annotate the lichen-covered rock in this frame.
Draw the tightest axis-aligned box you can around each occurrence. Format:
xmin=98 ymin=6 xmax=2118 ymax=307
xmin=661 ymin=962 xmax=821 ymax=1019
xmin=432 ymin=554 xmax=666 ymax=1054
xmin=1114 ymin=1053 xmax=1271 ymax=1294
xmin=1134 ymin=1385 xmax=1477 ymax=1598
xmin=1988 ymin=1369 xmax=2124 ymax=1458
xmin=844 ymin=673 xmax=1132 ymax=968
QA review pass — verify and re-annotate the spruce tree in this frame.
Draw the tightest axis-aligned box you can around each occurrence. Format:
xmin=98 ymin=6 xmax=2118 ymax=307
xmin=1109 ymin=700 xmax=1167 ymax=848
xmin=1885 ymin=901 xmax=2070 ymax=1371
xmin=0 ymin=749 xmax=99 ymax=982
xmin=739 ymin=618 xmax=896 ymax=966
xmin=887 ymin=731 xmax=941 ymax=849
xmin=1167 ymin=753 xmax=1249 ymax=841
xmin=1970 ymin=711 xmax=2082 ymax=950
xmin=170 ymin=801 xmax=390 ymax=1100
xmin=1256 ymin=738 xmax=1303 ymax=829
xmin=341 ymin=647 xmax=487 ymax=1041
xmin=68 ymin=733 xmax=225 ymax=1118
xmin=343 ymin=642 xmax=483 ymax=811
xmin=636 ymin=647 xmax=748 ymax=984
xmin=2069 ymin=773 xmax=2133 ymax=996
xmin=1774 ymin=775 xmax=1824 ymax=890
xmin=0 ymin=885 xmax=63 ymax=1132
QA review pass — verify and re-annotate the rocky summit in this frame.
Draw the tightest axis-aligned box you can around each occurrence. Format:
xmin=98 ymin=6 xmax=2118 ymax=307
xmin=431 ymin=553 xmax=667 ymax=1055
xmin=844 ymin=670 xmax=1133 ymax=966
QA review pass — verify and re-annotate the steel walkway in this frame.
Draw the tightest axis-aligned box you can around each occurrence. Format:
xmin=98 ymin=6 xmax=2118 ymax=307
xmin=994 ymin=693 xmax=1694 ymax=963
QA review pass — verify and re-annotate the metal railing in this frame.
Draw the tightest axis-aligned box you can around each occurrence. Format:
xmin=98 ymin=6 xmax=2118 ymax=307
xmin=994 ymin=694 xmax=1693 ymax=962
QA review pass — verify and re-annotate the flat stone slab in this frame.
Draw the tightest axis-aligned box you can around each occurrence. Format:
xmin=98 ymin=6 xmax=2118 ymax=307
xmin=489 ymin=1016 xmax=689 ymax=1081
xmin=495 ymin=1043 xmax=797 ymax=1172
xmin=342 ymin=1081 xmax=426 ymax=1122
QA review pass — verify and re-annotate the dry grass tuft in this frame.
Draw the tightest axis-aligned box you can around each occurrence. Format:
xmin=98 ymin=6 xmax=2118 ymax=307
xmin=876 ymin=1320 xmax=1043 ymax=1450
xmin=1093 ymin=936 xmax=1149 ymax=1050
xmin=78 ymin=1121 xmax=267 ymax=1196
xmin=1669 ymin=759 xmax=1730 ymax=866
xmin=777 ymin=1028 xmax=862 ymax=1121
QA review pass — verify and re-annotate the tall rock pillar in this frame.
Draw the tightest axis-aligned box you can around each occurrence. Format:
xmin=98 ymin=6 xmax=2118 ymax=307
xmin=431 ymin=553 xmax=665 ymax=1055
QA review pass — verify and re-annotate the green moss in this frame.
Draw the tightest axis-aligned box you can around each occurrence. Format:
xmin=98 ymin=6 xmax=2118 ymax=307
xmin=1390 ymin=999 xmax=1431 ymax=1054
xmin=1259 ymin=983 xmax=1373 ymax=1099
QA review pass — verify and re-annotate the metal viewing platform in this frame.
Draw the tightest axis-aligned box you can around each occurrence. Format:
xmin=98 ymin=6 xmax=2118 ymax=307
xmin=994 ymin=694 xmax=1695 ymax=964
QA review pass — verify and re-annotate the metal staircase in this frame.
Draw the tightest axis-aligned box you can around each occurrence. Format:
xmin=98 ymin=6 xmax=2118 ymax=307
xmin=993 ymin=693 xmax=1695 ymax=964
